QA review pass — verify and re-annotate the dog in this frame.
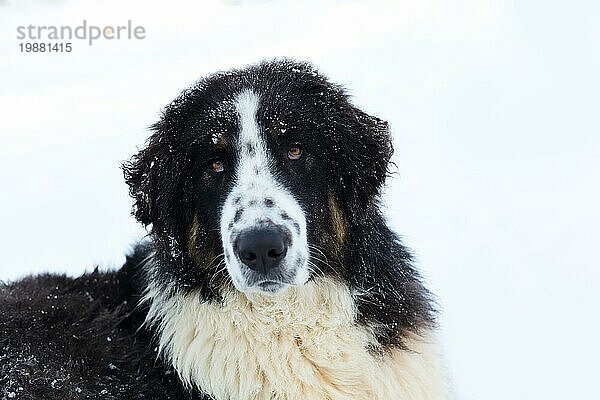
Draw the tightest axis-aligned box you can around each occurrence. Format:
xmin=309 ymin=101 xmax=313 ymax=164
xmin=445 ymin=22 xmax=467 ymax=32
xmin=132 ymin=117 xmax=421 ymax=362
xmin=0 ymin=60 xmax=450 ymax=399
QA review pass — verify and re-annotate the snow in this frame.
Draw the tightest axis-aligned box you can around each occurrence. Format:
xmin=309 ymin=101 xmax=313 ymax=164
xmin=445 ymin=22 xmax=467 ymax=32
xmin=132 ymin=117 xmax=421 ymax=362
xmin=1 ymin=0 xmax=599 ymax=399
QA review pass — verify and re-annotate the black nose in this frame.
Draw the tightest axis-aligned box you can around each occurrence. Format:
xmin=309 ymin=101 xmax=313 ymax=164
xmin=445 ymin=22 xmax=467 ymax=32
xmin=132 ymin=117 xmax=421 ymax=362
xmin=236 ymin=228 xmax=288 ymax=273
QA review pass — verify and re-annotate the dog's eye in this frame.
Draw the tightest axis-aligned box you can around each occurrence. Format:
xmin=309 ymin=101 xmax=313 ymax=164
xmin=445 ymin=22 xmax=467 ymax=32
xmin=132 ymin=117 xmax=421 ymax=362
xmin=287 ymin=144 xmax=303 ymax=160
xmin=210 ymin=159 xmax=225 ymax=173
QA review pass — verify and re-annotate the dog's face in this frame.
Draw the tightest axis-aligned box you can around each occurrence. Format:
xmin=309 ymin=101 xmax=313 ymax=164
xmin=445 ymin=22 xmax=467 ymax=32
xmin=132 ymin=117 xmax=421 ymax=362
xmin=217 ymin=90 xmax=310 ymax=293
xmin=124 ymin=61 xmax=392 ymax=296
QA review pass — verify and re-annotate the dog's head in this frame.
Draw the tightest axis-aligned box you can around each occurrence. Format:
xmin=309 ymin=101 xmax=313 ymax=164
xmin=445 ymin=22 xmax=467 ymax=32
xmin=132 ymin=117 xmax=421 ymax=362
xmin=124 ymin=60 xmax=392 ymax=296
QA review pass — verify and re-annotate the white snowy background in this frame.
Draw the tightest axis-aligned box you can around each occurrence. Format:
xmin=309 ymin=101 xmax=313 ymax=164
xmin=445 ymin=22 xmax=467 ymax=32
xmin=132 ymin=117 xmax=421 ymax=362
xmin=1 ymin=0 xmax=599 ymax=398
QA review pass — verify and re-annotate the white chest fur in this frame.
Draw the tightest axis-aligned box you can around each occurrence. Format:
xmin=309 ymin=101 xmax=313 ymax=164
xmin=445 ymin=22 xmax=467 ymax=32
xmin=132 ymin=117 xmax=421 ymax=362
xmin=144 ymin=278 xmax=450 ymax=400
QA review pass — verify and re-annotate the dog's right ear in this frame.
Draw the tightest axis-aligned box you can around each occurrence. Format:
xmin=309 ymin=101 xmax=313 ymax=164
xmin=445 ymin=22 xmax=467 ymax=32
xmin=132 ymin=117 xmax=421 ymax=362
xmin=122 ymin=137 xmax=160 ymax=226
xmin=123 ymin=124 xmax=185 ymax=230
xmin=123 ymin=115 xmax=194 ymax=236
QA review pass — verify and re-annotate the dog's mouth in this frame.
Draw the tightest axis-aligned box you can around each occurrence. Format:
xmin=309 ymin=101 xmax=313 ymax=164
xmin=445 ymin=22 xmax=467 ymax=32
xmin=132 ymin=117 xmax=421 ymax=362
xmin=255 ymin=280 xmax=288 ymax=293
xmin=242 ymin=270 xmax=298 ymax=292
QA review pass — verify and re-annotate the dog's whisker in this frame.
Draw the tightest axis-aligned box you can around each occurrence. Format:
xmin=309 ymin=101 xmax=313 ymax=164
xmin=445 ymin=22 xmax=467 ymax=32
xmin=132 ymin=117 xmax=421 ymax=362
xmin=307 ymin=260 xmax=326 ymax=279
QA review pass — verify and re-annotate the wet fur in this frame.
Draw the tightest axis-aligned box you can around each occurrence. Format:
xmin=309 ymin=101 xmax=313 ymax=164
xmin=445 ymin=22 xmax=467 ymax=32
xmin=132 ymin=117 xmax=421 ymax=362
xmin=0 ymin=60 xmax=449 ymax=399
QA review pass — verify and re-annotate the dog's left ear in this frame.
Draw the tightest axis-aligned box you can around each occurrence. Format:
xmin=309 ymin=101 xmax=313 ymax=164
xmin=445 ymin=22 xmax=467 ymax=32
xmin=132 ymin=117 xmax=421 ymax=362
xmin=334 ymin=107 xmax=393 ymax=213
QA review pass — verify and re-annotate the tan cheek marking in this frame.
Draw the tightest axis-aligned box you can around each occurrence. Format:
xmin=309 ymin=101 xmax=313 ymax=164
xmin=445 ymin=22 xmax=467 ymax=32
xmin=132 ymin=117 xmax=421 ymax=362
xmin=187 ymin=215 xmax=209 ymax=264
xmin=188 ymin=215 xmax=220 ymax=269
xmin=187 ymin=215 xmax=200 ymax=252
xmin=328 ymin=192 xmax=347 ymax=244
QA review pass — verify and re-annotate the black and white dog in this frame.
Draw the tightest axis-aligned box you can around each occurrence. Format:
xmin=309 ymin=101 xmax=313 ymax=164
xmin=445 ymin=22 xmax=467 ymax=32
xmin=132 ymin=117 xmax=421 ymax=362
xmin=0 ymin=60 xmax=450 ymax=399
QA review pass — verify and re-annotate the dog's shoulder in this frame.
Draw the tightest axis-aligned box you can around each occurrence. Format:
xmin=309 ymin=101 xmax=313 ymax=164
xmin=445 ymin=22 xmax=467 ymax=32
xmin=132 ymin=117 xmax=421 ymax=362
xmin=0 ymin=256 xmax=202 ymax=399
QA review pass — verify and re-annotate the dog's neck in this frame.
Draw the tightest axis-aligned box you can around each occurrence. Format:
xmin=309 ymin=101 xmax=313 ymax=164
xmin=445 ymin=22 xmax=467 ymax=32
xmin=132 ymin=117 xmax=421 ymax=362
xmin=142 ymin=276 xmax=448 ymax=400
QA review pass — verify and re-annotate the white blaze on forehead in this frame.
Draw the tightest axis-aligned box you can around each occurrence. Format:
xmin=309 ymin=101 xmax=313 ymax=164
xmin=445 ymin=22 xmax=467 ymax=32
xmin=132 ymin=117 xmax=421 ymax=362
xmin=236 ymin=90 xmax=260 ymax=148
xmin=230 ymin=89 xmax=305 ymax=231
xmin=231 ymin=88 xmax=297 ymax=212
xmin=235 ymin=90 xmax=269 ymax=176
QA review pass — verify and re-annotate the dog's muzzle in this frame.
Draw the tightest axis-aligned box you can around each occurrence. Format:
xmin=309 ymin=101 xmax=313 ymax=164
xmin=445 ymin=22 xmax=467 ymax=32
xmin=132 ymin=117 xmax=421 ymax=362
xmin=220 ymin=194 xmax=309 ymax=294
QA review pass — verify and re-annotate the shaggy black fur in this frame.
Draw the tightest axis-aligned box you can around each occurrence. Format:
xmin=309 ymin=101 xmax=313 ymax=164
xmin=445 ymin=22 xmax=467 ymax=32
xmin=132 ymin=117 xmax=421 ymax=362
xmin=0 ymin=59 xmax=435 ymax=399
xmin=1 ymin=248 xmax=209 ymax=400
